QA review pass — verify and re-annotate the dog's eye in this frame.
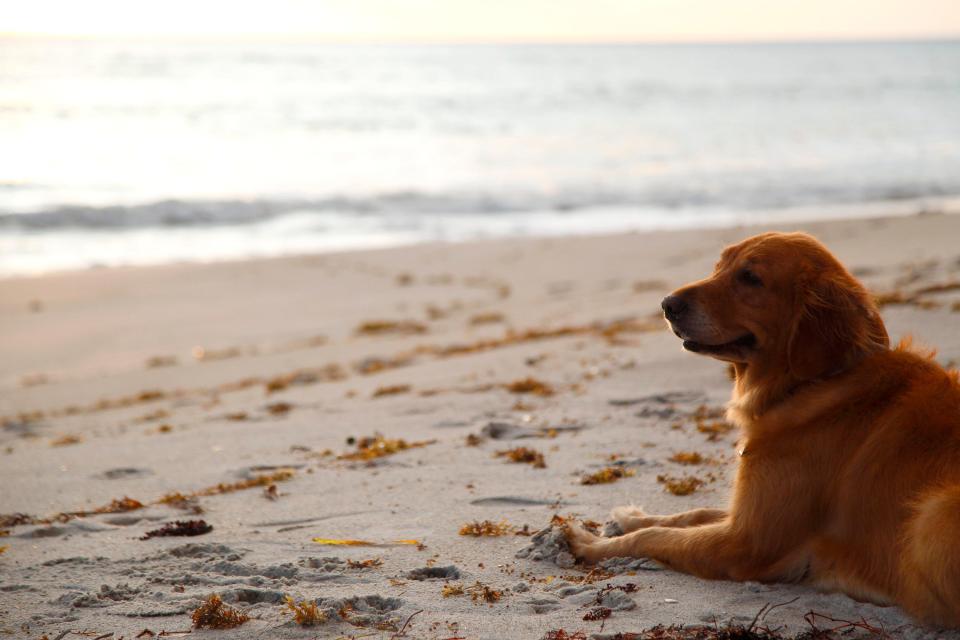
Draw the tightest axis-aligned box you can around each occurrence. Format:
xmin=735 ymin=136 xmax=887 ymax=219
xmin=738 ymin=268 xmax=763 ymax=287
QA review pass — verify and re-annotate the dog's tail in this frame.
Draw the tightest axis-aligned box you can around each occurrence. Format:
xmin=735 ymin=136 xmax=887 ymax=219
xmin=900 ymin=484 xmax=960 ymax=627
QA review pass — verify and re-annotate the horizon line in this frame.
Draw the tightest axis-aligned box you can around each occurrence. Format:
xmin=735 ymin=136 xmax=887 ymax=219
xmin=3 ymin=32 xmax=960 ymax=45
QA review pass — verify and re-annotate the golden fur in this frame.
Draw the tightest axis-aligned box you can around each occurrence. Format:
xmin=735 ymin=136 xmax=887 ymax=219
xmin=565 ymin=232 xmax=960 ymax=627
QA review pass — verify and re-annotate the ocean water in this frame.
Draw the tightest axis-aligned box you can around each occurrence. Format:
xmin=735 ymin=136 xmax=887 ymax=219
xmin=2 ymin=38 xmax=959 ymax=275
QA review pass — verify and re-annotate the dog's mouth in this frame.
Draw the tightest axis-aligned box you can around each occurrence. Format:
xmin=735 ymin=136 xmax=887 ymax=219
xmin=681 ymin=332 xmax=756 ymax=356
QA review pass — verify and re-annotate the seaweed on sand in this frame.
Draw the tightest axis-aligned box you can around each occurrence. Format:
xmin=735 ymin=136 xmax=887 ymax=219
xmin=581 ymin=467 xmax=635 ymax=485
xmin=140 ymin=520 xmax=212 ymax=540
xmin=459 ymin=520 xmax=512 ymax=537
xmin=191 ymin=594 xmax=249 ymax=629
xmin=338 ymin=434 xmax=436 ymax=461
xmin=495 ymin=446 xmax=546 ymax=468
xmin=285 ymin=596 xmax=327 ymax=626
xmin=657 ymin=474 xmax=705 ymax=496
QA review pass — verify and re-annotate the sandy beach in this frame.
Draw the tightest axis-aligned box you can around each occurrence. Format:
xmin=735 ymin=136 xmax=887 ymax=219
xmin=3 ymin=211 xmax=960 ymax=639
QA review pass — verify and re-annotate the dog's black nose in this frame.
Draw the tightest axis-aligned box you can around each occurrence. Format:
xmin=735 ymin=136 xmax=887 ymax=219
xmin=661 ymin=295 xmax=687 ymax=321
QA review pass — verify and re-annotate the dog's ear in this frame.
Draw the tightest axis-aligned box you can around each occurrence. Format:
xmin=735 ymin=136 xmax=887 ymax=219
xmin=787 ymin=274 xmax=888 ymax=381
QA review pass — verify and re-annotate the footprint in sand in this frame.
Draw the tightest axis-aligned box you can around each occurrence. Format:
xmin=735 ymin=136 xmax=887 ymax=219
xmin=404 ymin=565 xmax=461 ymax=580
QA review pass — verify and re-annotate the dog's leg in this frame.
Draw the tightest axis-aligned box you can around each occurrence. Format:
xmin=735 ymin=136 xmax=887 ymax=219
xmin=610 ymin=505 xmax=727 ymax=533
xmin=567 ymin=520 xmax=779 ymax=581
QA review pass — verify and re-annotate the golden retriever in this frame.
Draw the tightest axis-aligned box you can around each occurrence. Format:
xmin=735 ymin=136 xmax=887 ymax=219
xmin=565 ymin=231 xmax=960 ymax=627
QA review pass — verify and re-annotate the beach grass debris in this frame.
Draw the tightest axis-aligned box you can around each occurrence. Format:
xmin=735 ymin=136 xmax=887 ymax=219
xmin=696 ymin=421 xmax=735 ymax=440
xmin=265 ymin=364 xmax=347 ymax=393
xmin=338 ymin=433 xmax=436 ymax=461
xmin=595 ymin=583 xmax=639 ymax=601
xmin=505 ymin=377 xmax=555 ymax=396
xmin=196 ymin=470 xmax=295 ymax=496
xmin=441 ymin=583 xmax=465 ymax=597
xmin=495 ymin=446 xmax=546 ymax=468
xmin=469 ymin=312 xmax=506 ymax=325
xmin=312 ymin=538 xmax=421 ymax=547
xmin=140 ymin=520 xmax=212 ymax=540
xmin=284 ymin=596 xmax=327 ymax=626
xmin=581 ymin=467 xmax=635 ymax=485
xmin=465 ymin=581 xmax=502 ymax=604
xmin=465 ymin=433 xmax=484 ymax=446
xmin=146 ymin=355 xmax=178 ymax=368
xmin=96 ymin=497 xmax=146 ymax=514
xmin=156 ymin=492 xmax=203 ymax=513
xmin=354 ymin=355 xmax=415 ymax=375
xmin=191 ymin=594 xmax=249 ymax=629
xmin=874 ymin=279 xmax=960 ymax=310
xmin=355 ymin=320 xmax=428 ymax=336
xmin=264 ymin=401 xmax=293 ymax=416
xmin=459 ymin=520 xmax=512 ymax=537
xmin=657 ymin=474 xmax=705 ymax=496
xmin=372 ymin=384 xmax=412 ymax=398
xmin=1 ymin=472 xmax=287 ymax=529
xmin=0 ymin=495 xmax=144 ymax=529
xmin=133 ymin=408 xmax=171 ymax=423
xmin=263 ymin=483 xmax=280 ymax=500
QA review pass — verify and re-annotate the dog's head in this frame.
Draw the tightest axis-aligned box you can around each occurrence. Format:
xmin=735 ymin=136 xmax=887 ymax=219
xmin=662 ymin=232 xmax=888 ymax=382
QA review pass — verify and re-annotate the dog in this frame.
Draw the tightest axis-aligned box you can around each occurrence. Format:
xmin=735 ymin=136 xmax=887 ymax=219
xmin=565 ymin=231 xmax=960 ymax=627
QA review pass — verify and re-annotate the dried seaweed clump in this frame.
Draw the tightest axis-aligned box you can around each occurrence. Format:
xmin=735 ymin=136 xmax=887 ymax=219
xmin=466 ymin=581 xmax=502 ymax=603
xmin=192 ymin=594 xmax=249 ymax=629
xmin=285 ymin=596 xmax=327 ymax=626
xmin=141 ymin=520 xmax=212 ymax=540
xmin=495 ymin=447 xmax=546 ymax=468
xmin=581 ymin=467 xmax=635 ymax=485
xmin=669 ymin=452 xmax=709 ymax=465
xmin=505 ymin=377 xmax=555 ymax=396
xmin=657 ymin=474 xmax=704 ymax=496
xmin=372 ymin=384 xmax=412 ymax=398
xmin=442 ymin=583 xmax=465 ymax=597
xmin=689 ymin=404 xmax=735 ymax=441
xmin=459 ymin=520 xmax=512 ymax=537
xmin=355 ymin=320 xmax=428 ymax=336
xmin=338 ymin=434 xmax=435 ymax=461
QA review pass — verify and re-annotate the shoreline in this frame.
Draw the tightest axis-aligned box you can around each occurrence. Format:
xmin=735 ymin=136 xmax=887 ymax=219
xmin=2 ymin=195 xmax=959 ymax=280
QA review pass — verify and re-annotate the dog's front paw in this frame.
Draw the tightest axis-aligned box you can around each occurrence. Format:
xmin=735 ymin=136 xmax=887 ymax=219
xmin=564 ymin=521 xmax=609 ymax=565
xmin=610 ymin=504 xmax=649 ymax=534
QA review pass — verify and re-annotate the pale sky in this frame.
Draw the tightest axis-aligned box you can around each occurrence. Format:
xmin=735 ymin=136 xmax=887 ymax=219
xmin=2 ymin=0 xmax=959 ymax=42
